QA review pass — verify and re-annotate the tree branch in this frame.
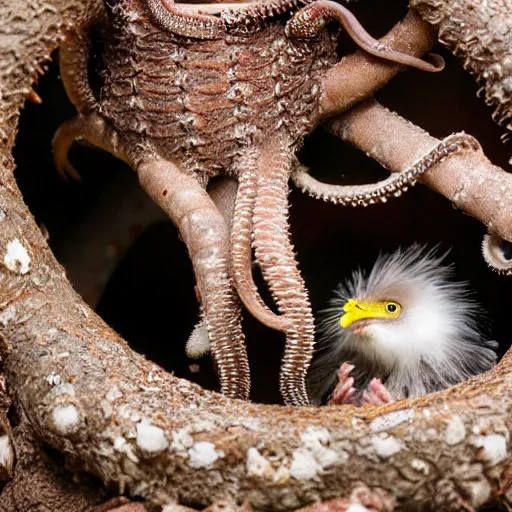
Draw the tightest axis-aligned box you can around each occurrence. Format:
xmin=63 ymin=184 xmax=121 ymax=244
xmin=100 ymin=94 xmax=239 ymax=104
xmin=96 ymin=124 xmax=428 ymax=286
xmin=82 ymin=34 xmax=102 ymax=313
xmin=328 ymin=99 xmax=512 ymax=243
xmin=410 ymin=0 xmax=512 ymax=147
xmin=1 ymin=0 xmax=512 ymax=510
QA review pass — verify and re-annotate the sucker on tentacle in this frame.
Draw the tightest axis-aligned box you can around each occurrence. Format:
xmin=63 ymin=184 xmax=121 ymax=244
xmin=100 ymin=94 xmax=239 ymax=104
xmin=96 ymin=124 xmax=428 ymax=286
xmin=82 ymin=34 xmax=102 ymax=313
xmin=292 ymin=133 xmax=481 ymax=206
xmin=482 ymin=232 xmax=512 ymax=276
xmin=220 ymin=0 xmax=312 ymax=34
xmin=252 ymin=139 xmax=315 ymax=406
xmin=231 ymin=155 xmax=293 ymax=333
xmin=285 ymin=0 xmax=444 ymax=72
xmin=145 ymin=0 xmax=224 ymax=39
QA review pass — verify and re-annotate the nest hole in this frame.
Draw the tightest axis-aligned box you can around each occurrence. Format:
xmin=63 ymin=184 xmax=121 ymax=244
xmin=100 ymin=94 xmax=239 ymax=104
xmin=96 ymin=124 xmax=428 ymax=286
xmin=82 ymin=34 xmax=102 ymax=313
xmin=12 ymin=1 xmax=512 ymax=406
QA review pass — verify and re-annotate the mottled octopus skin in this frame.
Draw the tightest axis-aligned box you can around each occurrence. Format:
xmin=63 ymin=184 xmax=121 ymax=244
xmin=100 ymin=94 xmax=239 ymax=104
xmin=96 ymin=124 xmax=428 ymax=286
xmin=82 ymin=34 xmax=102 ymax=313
xmin=100 ymin=0 xmax=339 ymax=180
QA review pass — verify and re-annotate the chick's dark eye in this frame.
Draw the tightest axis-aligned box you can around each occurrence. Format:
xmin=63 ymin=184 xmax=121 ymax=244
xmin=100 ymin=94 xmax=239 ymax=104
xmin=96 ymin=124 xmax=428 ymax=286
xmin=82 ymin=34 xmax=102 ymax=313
xmin=386 ymin=303 xmax=397 ymax=313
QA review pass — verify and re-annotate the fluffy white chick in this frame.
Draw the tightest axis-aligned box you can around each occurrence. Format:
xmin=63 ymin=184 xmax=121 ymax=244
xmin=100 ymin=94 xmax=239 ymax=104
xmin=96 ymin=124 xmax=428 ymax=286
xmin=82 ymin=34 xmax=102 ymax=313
xmin=307 ymin=245 xmax=498 ymax=405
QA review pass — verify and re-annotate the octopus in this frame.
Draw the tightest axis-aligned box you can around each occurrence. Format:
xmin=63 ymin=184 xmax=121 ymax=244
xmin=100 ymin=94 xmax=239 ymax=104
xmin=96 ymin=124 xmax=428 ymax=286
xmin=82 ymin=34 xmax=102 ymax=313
xmin=53 ymin=0 xmax=492 ymax=406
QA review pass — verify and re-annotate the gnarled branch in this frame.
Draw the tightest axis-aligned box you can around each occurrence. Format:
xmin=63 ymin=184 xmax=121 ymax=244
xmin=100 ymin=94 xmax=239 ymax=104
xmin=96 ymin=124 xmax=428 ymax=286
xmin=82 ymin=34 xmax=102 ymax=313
xmin=1 ymin=0 xmax=512 ymax=510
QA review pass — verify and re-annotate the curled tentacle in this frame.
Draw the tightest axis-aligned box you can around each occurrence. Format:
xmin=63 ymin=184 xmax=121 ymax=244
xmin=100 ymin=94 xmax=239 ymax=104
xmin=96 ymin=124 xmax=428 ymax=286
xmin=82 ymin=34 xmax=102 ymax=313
xmin=138 ymin=159 xmax=250 ymax=400
xmin=285 ymin=1 xmax=444 ymax=73
xmin=252 ymin=139 xmax=315 ymax=406
xmin=231 ymin=153 xmax=293 ymax=332
xmin=58 ymin=2 xmax=105 ymax=114
xmin=145 ymin=0 xmax=224 ymax=39
xmin=482 ymin=232 xmax=512 ymax=276
xmin=60 ymin=32 xmax=99 ymax=114
xmin=52 ymin=113 xmax=132 ymax=181
xmin=292 ymin=133 xmax=481 ymax=206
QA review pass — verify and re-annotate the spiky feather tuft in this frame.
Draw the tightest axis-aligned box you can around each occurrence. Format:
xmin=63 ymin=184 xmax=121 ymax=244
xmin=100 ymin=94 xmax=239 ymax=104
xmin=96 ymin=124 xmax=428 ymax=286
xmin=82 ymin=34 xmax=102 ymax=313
xmin=307 ymin=245 xmax=498 ymax=405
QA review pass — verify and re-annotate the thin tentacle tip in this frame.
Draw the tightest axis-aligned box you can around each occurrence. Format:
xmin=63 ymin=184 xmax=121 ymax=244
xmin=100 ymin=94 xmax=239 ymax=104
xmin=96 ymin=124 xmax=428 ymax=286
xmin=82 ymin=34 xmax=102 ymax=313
xmin=425 ymin=53 xmax=445 ymax=72
xmin=482 ymin=232 xmax=512 ymax=276
xmin=185 ymin=321 xmax=211 ymax=358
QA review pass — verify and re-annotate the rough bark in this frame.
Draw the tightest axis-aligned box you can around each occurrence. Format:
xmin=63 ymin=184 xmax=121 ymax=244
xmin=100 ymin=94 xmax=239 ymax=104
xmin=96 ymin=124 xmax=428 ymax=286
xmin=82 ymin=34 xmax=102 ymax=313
xmin=328 ymin=99 xmax=512 ymax=243
xmin=410 ymin=0 xmax=512 ymax=147
xmin=1 ymin=0 xmax=512 ymax=511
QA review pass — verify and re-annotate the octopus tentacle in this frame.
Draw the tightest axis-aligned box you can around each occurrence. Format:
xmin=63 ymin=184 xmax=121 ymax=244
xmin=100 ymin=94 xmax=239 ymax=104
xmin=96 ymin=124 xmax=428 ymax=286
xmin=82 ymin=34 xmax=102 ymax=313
xmin=60 ymin=32 xmax=99 ymax=114
xmin=52 ymin=113 xmax=131 ymax=180
xmin=292 ymin=133 xmax=481 ymax=206
xmin=59 ymin=0 xmax=106 ymax=113
xmin=482 ymin=232 xmax=512 ymax=276
xmin=231 ymin=153 xmax=293 ymax=332
xmin=138 ymin=159 xmax=250 ymax=400
xmin=145 ymin=0 xmax=224 ymax=39
xmin=285 ymin=1 xmax=444 ymax=73
xmin=252 ymin=138 xmax=315 ymax=406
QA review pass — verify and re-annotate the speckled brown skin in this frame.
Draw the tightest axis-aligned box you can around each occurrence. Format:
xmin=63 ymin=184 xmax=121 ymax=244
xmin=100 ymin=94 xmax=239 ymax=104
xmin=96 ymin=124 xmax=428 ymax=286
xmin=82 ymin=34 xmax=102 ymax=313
xmin=98 ymin=0 xmax=340 ymax=406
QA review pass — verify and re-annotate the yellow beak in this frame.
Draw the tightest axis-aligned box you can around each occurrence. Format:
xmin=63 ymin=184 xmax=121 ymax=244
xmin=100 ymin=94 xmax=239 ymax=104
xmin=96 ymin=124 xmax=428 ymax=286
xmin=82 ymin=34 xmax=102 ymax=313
xmin=340 ymin=299 xmax=401 ymax=328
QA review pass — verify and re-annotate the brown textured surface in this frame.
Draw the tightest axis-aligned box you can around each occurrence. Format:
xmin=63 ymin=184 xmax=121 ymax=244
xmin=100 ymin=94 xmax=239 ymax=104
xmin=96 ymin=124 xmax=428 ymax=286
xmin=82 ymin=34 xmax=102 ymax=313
xmin=411 ymin=0 xmax=512 ymax=141
xmin=101 ymin=0 xmax=338 ymax=178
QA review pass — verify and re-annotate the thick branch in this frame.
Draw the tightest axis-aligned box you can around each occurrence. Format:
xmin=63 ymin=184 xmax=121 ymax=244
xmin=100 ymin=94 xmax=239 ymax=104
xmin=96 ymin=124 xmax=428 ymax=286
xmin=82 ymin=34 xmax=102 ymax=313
xmin=1 ymin=0 xmax=512 ymax=510
xmin=328 ymin=99 xmax=512 ymax=243
xmin=320 ymin=9 xmax=439 ymax=117
xmin=410 ymin=0 xmax=512 ymax=143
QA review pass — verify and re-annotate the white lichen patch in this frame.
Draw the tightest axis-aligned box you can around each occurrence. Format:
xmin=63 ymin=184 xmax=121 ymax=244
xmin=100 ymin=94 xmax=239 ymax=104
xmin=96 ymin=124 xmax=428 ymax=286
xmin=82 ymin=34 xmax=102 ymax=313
xmin=100 ymin=400 xmax=113 ymax=419
xmin=162 ymin=505 xmax=188 ymax=512
xmin=290 ymin=449 xmax=319 ymax=480
xmin=347 ymin=505 xmax=370 ymax=512
xmin=136 ymin=421 xmax=169 ymax=456
xmin=371 ymin=433 xmax=403 ymax=459
xmin=351 ymin=417 xmax=365 ymax=429
xmin=52 ymin=382 xmax=75 ymax=397
xmin=472 ymin=434 xmax=507 ymax=466
xmin=106 ymin=385 xmax=123 ymax=402
xmin=246 ymin=447 xmax=273 ymax=479
xmin=466 ymin=479 xmax=492 ymax=509
xmin=301 ymin=427 xmax=338 ymax=467
xmin=0 ymin=305 xmax=16 ymax=326
xmin=46 ymin=372 xmax=61 ymax=387
xmin=290 ymin=427 xmax=340 ymax=480
xmin=114 ymin=435 xmax=139 ymax=463
xmin=0 ymin=435 xmax=13 ymax=472
xmin=188 ymin=441 xmax=224 ymax=469
xmin=171 ymin=429 xmax=194 ymax=453
xmin=51 ymin=404 xmax=80 ymax=435
xmin=273 ymin=464 xmax=290 ymax=484
xmin=4 ymin=239 xmax=31 ymax=274
xmin=410 ymin=458 xmax=430 ymax=475
xmin=445 ymin=415 xmax=466 ymax=446
xmin=370 ymin=408 xmax=414 ymax=433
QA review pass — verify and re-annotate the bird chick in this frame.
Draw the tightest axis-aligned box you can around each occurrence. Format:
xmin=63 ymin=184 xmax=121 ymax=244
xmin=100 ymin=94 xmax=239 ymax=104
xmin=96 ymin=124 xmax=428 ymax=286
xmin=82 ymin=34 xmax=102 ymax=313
xmin=307 ymin=245 xmax=498 ymax=406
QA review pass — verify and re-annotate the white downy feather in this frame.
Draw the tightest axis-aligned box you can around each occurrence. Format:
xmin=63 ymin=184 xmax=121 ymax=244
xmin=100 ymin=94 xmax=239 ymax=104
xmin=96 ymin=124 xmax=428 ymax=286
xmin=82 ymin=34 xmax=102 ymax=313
xmin=308 ymin=245 xmax=498 ymax=404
